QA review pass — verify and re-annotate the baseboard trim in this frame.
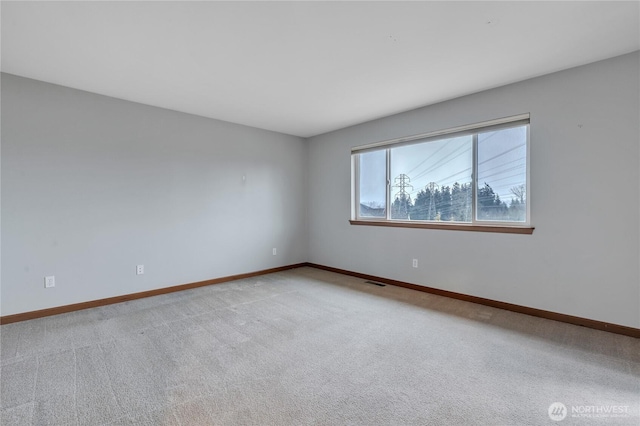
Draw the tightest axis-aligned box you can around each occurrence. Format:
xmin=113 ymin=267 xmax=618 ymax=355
xmin=0 ymin=263 xmax=307 ymax=325
xmin=306 ymin=263 xmax=640 ymax=338
xmin=4 ymin=262 xmax=638 ymax=338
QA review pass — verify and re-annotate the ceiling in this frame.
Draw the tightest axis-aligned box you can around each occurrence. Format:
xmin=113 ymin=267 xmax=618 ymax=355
xmin=2 ymin=1 xmax=639 ymax=138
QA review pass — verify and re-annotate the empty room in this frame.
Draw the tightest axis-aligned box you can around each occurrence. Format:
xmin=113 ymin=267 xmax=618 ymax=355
xmin=1 ymin=1 xmax=639 ymax=425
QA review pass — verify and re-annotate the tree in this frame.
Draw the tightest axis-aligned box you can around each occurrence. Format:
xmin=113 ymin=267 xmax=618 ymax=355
xmin=477 ymin=182 xmax=508 ymax=220
xmin=508 ymin=184 xmax=526 ymax=221
xmin=391 ymin=194 xmax=412 ymax=219
xmin=451 ymin=182 xmax=472 ymax=222
xmin=510 ymin=184 xmax=526 ymax=204
xmin=411 ymin=182 xmax=472 ymax=222
xmin=411 ymin=189 xmax=430 ymax=220
xmin=437 ymin=185 xmax=452 ymax=221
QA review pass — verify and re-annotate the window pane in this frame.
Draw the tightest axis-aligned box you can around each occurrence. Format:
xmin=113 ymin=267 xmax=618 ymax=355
xmin=358 ymin=150 xmax=386 ymax=218
xmin=477 ymin=126 xmax=527 ymax=222
xmin=390 ymin=136 xmax=472 ymax=222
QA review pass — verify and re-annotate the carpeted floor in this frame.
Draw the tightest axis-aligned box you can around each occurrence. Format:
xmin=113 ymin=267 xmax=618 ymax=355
xmin=1 ymin=267 xmax=638 ymax=425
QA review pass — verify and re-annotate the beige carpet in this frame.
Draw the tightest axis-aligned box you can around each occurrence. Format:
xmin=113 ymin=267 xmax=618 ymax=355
xmin=1 ymin=267 xmax=638 ymax=425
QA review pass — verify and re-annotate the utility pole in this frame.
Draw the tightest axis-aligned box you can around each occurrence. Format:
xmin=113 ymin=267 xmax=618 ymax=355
xmin=392 ymin=174 xmax=413 ymax=219
xmin=426 ymin=182 xmax=439 ymax=220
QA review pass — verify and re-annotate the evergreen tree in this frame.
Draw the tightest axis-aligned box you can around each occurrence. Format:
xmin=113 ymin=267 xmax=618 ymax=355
xmin=411 ymin=190 xmax=429 ymax=220
xmin=401 ymin=177 xmax=519 ymax=222
xmin=451 ymin=182 xmax=472 ymax=222
xmin=391 ymin=194 xmax=412 ymax=219
xmin=437 ymin=185 xmax=452 ymax=221
xmin=478 ymin=182 xmax=508 ymax=220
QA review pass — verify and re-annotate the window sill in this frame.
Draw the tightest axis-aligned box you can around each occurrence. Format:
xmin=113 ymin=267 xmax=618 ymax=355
xmin=349 ymin=220 xmax=534 ymax=234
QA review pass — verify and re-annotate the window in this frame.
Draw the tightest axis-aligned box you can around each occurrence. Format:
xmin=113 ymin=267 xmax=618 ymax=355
xmin=351 ymin=115 xmax=532 ymax=233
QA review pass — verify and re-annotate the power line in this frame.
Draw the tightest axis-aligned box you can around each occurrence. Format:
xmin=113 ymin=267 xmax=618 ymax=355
xmin=479 ymin=157 xmax=525 ymax=175
xmin=479 ymin=164 xmax=525 ymax=181
xmin=478 ymin=143 xmax=525 ymax=165
xmin=412 ymin=144 xmax=471 ymax=181
xmin=404 ymin=140 xmax=451 ymax=176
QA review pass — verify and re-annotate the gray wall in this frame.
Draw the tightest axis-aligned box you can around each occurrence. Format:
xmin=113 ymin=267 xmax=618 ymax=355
xmin=1 ymin=74 xmax=308 ymax=316
xmin=307 ymin=52 xmax=640 ymax=328
xmin=3 ymin=52 xmax=639 ymax=328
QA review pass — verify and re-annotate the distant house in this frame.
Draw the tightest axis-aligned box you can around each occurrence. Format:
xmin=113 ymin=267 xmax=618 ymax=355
xmin=359 ymin=203 xmax=385 ymax=217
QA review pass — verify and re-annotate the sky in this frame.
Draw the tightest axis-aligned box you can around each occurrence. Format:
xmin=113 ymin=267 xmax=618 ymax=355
xmin=358 ymin=126 xmax=527 ymax=207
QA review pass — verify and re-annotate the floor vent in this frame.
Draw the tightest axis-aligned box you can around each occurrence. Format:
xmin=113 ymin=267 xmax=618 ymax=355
xmin=364 ymin=280 xmax=386 ymax=287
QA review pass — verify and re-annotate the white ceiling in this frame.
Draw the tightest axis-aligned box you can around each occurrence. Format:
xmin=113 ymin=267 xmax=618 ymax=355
xmin=2 ymin=1 xmax=639 ymax=138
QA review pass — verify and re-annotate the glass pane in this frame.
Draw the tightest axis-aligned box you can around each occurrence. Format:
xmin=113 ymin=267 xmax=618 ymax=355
xmin=477 ymin=125 xmax=527 ymax=222
xmin=358 ymin=150 xmax=386 ymax=218
xmin=390 ymin=136 xmax=472 ymax=222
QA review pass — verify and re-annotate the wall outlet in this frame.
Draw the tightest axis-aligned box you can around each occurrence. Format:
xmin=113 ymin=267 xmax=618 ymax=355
xmin=44 ymin=276 xmax=55 ymax=288
xmin=272 ymin=248 xmax=277 ymax=256
xmin=412 ymin=259 xmax=418 ymax=268
xmin=136 ymin=265 xmax=144 ymax=275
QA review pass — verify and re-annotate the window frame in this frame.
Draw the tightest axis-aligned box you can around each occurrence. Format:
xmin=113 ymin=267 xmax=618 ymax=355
xmin=350 ymin=114 xmax=533 ymax=234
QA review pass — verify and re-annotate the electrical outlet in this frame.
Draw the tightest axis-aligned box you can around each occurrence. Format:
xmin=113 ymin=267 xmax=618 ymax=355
xmin=136 ymin=265 xmax=144 ymax=275
xmin=44 ymin=276 xmax=55 ymax=288
xmin=412 ymin=259 xmax=418 ymax=268
xmin=272 ymin=248 xmax=277 ymax=256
